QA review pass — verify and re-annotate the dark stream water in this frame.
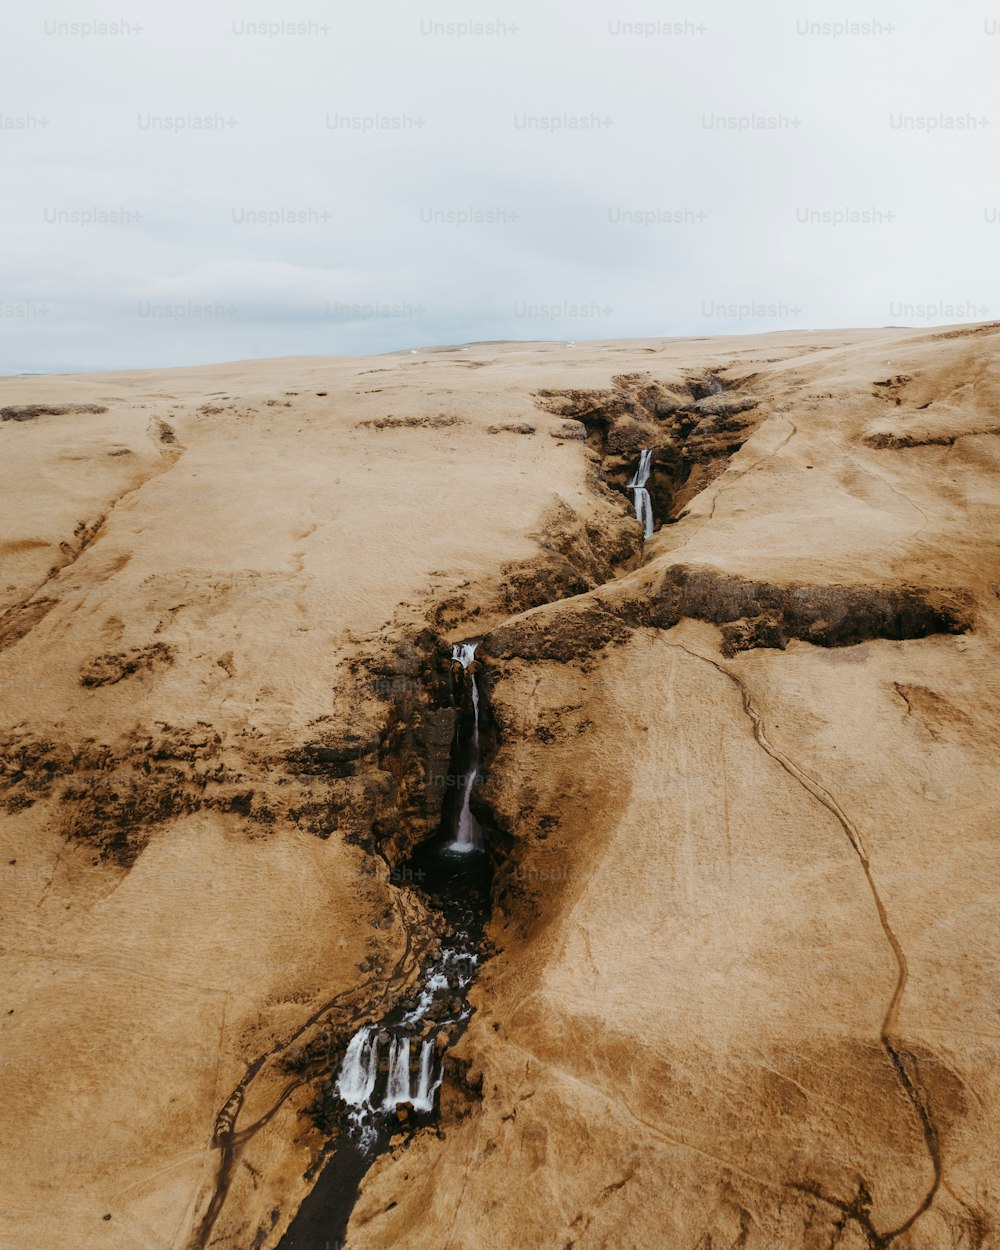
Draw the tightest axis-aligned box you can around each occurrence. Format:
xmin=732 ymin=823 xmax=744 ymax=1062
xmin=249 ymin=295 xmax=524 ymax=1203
xmin=278 ymin=648 xmax=490 ymax=1249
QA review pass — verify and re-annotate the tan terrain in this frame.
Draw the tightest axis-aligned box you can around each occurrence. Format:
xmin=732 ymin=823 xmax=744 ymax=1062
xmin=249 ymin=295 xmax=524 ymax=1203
xmin=1 ymin=325 xmax=999 ymax=1250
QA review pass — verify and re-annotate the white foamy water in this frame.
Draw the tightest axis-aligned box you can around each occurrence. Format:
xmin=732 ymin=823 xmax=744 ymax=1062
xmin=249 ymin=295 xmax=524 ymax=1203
xmin=336 ymin=1026 xmax=380 ymax=1106
xmin=383 ymin=1036 xmax=412 ymax=1110
xmin=411 ymin=1039 xmax=442 ymax=1113
xmin=627 ymin=448 xmax=655 ymax=540
xmin=452 ymin=641 xmax=478 ymax=668
xmin=400 ymin=971 xmax=450 ymax=1026
xmin=335 ymin=1024 xmax=445 ymax=1134
xmin=450 ymin=641 xmax=483 ymax=853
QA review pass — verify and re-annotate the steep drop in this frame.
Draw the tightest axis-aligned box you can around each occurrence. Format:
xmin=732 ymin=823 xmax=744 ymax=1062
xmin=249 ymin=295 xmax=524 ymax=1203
xmin=277 ymin=641 xmax=492 ymax=1249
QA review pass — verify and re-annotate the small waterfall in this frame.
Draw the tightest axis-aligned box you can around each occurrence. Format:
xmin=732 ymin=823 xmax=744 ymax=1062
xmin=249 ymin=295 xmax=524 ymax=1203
xmin=449 ymin=642 xmax=483 ymax=854
xmin=336 ymin=1026 xmax=379 ymax=1106
xmin=452 ymin=641 xmax=477 ymax=669
xmin=401 ymin=971 xmax=449 ymax=1027
xmin=382 ymin=1037 xmax=412 ymax=1110
xmin=335 ymin=1025 xmax=441 ymax=1132
xmin=411 ymin=1039 xmax=440 ymax=1113
xmin=627 ymin=448 xmax=655 ymax=540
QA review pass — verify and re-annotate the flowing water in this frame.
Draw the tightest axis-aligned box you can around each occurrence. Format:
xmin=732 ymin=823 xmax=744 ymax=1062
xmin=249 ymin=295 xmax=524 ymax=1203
xmin=449 ymin=641 xmax=483 ymax=853
xmin=628 ymin=448 xmax=655 ymax=539
xmin=278 ymin=642 xmax=490 ymax=1249
xmin=336 ymin=1027 xmax=380 ymax=1110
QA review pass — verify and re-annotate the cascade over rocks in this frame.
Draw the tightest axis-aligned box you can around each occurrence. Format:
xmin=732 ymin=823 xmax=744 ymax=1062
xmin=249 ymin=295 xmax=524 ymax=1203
xmin=537 ymin=368 xmax=761 ymax=530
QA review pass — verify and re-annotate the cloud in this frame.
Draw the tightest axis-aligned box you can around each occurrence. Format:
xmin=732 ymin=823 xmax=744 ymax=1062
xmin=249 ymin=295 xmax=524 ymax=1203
xmin=2 ymin=0 xmax=995 ymax=371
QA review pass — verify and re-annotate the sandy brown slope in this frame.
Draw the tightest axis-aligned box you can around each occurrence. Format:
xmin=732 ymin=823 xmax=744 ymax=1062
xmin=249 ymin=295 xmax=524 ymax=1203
xmin=349 ymin=326 xmax=1000 ymax=1250
xmin=1 ymin=325 xmax=999 ymax=1250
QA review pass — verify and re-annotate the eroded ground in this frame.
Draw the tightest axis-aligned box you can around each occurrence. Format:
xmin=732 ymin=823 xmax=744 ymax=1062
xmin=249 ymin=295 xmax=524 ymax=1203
xmin=2 ymin=326 xmax=999 ymax=1250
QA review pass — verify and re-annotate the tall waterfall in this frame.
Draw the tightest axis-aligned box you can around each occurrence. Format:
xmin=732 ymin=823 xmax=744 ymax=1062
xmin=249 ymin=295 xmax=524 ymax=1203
xmin=627 ymin=448 xmax=654 ymax=540
xmin=411 ymin=1039 xmax=440 ymax=1113
xmin=336 ymin=1026 xmax=379 ymax=1106
xmin=449 ymin=641 xmax=483 ymax=854
xmin=382 ymin=1037 xmax=412 ymax=1110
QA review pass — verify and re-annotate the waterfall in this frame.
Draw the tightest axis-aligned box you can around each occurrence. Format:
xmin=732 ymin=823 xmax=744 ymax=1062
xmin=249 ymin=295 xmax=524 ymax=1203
xmin=330 ymin=638 xmax=486 ymax=1141
xmin=449 ymin=641 xmax=483 ymax=854
xmin=383 ymin=1036 xmax=412 ymax=1110
xmin=337 ymin=1027 xmax=441 ymax=1122
xmin=627 ymin=448 xmax=655 ymax=540
xmin=452 ymin=641 xmax=477 ymax=669
xmin=411 ymin=1039 xmax=440 ymax=1113
xmin=336 ymin=1026 xmax=380 ymax=1106
xmin=279 ymin=636 xmax=495 ymax=1249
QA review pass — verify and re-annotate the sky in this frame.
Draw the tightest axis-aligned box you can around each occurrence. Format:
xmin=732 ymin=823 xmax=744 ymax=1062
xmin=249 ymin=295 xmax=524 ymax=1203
xmin=2 ymin=0 xmax=997 ymax=373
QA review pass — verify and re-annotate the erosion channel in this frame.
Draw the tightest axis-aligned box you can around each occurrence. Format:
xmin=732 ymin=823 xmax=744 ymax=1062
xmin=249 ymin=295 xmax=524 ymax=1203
xmin=278 ymin=643 xmax=492 ymax=1249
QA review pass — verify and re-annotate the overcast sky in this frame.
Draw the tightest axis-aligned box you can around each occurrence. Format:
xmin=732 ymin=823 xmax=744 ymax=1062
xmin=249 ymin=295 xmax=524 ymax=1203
xmin=2 ymin=0 xmax=997 ymax=373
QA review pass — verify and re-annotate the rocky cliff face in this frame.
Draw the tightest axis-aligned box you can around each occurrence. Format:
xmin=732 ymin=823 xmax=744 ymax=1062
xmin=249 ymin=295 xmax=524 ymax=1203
xmin=2 ymin=326 xmax=999 ymax=1250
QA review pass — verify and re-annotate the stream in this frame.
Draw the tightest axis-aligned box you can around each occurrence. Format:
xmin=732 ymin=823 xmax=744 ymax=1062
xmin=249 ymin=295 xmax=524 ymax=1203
xmin=277 ymin=643 xmax=490 ymax=1249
